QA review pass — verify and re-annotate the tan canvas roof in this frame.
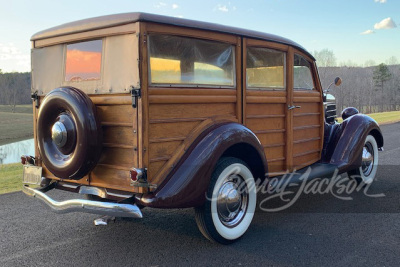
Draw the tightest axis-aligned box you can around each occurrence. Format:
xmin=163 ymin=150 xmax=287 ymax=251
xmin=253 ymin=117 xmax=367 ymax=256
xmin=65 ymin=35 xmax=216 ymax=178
xmin=31 ymin=12 xmax=313 ymax=59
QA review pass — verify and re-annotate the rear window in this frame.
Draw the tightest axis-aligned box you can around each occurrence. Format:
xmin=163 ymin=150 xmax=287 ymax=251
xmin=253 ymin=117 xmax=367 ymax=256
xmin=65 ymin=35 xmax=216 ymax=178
xmin=148 ymin=35 xmax=235 ymax=87
xmin=65 ymin=40 xmax=102 ymax=82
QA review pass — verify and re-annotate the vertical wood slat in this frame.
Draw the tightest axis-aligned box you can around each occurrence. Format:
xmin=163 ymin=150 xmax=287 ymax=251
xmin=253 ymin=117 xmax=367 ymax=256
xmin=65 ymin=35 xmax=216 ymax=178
xmin=32 ymin=102 xmax=40 ymax=166
xmin=286 ymin=47 xmax=294 ymax=171
xmin=242 ymin=39 xmax=247 ymax=126
xmin=236 ymin=36 xmax=243 ymax=124
xmin=139 ymin=22 xmax=149 ymax=170
xmin=313 ymin=61 xmax=325 ymax=156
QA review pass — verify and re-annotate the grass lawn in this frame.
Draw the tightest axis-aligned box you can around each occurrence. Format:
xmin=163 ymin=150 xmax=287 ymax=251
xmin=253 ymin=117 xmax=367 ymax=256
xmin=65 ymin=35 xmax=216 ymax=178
xmin=0 ymin=163 xmax=23 ymax=194
xmin=337 ymin=110 xmax=400 ymax=124
xmin=0 ymin=104 xmax=33 ymax=114
xmin=367 ymin=111 xmax=400 ymax=125
xmin=0 ymin=112 xmax=33 ymax=145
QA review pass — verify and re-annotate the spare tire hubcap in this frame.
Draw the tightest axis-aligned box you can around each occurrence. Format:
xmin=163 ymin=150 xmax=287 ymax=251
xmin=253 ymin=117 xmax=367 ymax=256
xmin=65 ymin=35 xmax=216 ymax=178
xmin=51 ymin=121 xmax=68 ymax=148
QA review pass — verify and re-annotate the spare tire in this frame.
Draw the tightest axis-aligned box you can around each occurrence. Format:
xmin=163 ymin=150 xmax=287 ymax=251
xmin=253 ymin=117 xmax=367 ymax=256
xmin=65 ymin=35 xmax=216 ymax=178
xmin=37 ymin=87 xmax=102 ymax=179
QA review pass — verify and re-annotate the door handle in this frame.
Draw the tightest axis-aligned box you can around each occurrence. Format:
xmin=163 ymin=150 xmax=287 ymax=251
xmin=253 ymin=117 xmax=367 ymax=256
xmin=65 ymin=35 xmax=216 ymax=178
xmin=288 ymin=105 xmax=301 ymax=110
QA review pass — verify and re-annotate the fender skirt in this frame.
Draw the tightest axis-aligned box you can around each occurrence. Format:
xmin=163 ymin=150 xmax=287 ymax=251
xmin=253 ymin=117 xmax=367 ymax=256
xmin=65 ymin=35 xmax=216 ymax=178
xmin=135 ymin=122 xmax=267 ymax=209
xmin=323 ymin=114 xmax=383 ymax=173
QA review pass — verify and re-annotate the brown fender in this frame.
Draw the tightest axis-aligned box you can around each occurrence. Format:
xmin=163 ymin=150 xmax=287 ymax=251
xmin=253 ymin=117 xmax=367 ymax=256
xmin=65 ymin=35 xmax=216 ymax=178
xmin=135 ymin=122 xmax=268 ymax=209
xmin=324 ymin=114 xmax=383 ymax=173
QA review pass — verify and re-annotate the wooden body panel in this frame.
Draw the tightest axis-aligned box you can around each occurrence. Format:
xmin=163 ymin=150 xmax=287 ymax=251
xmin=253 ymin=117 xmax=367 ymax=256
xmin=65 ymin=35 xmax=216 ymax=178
xmin=33 ymin=20 xmax=324 ymax=194
xmin=146 ymin=88 xmax=238 ymax=183
xmin=140 ymin=23 xmax=242 ymax=185
xmin=89 ymin=95 xmax=138 ymax=191
xmin=245 ymin=91 xmax=287 ymax=174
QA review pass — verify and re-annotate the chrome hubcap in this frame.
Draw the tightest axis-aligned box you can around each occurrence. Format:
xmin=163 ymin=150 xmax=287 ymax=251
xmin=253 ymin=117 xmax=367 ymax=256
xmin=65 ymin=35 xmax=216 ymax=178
xmin=361 ymin=142 xmax=374 ymax=176
xmin=51 ymin=121 xmax=68 ymax=148
xmin=217 ymin=175 xmax=248 ymax=227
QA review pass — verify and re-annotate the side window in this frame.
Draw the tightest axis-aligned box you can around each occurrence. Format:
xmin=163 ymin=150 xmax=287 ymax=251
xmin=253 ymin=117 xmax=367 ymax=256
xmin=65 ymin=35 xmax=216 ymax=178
xmin=65 ymin=39 xmax=102 ymax=82
xmin=294 ymin=54 xmax=314 ymax=90
xmin=246 ymin=47 xmax=286 ymax=90
xmin=148 ymin=34 xmax=235 ymax=87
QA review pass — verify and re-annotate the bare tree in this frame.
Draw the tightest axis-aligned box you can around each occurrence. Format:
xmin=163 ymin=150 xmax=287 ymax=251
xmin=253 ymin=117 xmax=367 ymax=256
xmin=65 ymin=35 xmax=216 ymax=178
xmin=364 ymin=60 xmax=376 ymax=67
xmin=0 ymin=72 xmax=31 ymax=109
xmin=386 ymin=56 xmax=399 ymax=66
xmin=313 ymin=49 xmax=337 ymax=67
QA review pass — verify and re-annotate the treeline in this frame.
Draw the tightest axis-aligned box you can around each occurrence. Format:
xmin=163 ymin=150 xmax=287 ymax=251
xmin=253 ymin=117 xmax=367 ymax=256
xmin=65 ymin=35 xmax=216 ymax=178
xmin=0 ymin=71 xmax=31 ymax=111
xmin=318 ymin=64 xmax=400 ymax=114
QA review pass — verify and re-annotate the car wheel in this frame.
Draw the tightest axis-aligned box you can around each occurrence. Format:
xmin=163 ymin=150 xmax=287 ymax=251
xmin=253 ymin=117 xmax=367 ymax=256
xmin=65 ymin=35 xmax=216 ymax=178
xmin=195 ymin=157 xmax=256 ymax=244
xmin=348 ymin=135 xmax=379 ymax=185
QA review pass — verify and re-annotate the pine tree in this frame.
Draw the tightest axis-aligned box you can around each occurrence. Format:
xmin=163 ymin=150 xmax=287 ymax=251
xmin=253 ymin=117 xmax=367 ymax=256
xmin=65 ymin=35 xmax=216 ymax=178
xmin=373 ymin=63 xmax=392 ymax=112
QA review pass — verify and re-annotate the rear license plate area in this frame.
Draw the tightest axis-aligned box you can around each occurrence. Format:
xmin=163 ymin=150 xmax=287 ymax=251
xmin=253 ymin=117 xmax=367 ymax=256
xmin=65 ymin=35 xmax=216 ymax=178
xmin=22 ymin=165 xmax=42 ymax=185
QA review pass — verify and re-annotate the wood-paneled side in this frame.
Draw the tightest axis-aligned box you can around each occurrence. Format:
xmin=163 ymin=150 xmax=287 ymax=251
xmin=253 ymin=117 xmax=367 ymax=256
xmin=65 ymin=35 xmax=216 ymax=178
xmin=90 ymin=165 xmax=132 ymax=192
xmin=140 ymin=23 xmax=241 ymax=187
xmin=147 ymin=88 xmax=238 ymax=183
xmin=89 ymin=95 xmax=138 ymax=192
xmin=102 ymin=126 xmax=135 ymax=146
xmin=245 ymin=90 xmax=287 ymax=176
xmin=266 ymin=159 xmax=286 ymax=174
xmin=292 ymin=90 xmax=323 ymax=169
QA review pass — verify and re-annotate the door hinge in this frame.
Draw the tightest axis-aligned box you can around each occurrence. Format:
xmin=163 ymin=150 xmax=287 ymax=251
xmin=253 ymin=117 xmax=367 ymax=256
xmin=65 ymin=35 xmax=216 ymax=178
xmin=131 ymin=88 xmax=141 ymax=108
xmin=31 ymin=91 xmax=39 ymax=108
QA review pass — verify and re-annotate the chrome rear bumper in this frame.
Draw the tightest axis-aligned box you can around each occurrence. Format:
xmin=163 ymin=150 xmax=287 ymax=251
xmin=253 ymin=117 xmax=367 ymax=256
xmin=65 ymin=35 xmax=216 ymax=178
xmin=22 ymin=185 xmax=142 ymax=218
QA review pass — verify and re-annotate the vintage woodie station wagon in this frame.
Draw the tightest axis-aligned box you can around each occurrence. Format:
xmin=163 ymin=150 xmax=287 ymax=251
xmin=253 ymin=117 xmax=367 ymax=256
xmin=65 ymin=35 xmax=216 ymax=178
xmin=22 ymin=13 xmax=384 ymax=244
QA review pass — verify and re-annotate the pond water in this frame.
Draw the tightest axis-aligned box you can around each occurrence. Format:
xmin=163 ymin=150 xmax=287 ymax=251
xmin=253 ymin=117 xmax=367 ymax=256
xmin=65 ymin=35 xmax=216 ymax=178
xmin=0 ymin=139 xmax=34 ymax=164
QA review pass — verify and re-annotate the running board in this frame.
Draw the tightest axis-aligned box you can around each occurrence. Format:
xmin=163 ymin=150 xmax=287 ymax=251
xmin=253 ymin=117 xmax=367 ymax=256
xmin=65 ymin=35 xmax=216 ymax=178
xmin=276 ymin=163 xmax=339 ymax=186
xmin=22 ymin=186 xmax=143 ymax=218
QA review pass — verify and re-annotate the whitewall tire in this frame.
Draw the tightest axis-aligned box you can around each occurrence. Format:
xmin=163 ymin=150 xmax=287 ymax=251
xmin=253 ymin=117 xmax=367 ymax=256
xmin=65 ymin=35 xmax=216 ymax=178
xmin=195 ymin=157 xmax=256 ymax=244
xmin=348 ymin=135 xmax=379 ymax=185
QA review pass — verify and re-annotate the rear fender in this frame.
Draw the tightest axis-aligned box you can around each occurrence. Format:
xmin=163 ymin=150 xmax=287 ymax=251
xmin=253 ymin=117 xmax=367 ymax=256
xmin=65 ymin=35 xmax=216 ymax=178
xmin=326 ymin=114 xmax=383 ymax=173
xmin=135 ymin=122 xmax=267 ymax=208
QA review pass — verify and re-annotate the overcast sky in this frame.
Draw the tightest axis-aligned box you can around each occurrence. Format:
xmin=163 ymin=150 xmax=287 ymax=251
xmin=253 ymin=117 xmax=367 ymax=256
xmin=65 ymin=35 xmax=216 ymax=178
xmin=0 ymin=0 xmax=398 ymax=72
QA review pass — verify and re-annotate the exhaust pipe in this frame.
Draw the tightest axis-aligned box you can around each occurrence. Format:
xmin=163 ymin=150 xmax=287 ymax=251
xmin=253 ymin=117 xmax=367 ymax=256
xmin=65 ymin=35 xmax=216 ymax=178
xmin=22 ymin=186 xmax=142 ymax=218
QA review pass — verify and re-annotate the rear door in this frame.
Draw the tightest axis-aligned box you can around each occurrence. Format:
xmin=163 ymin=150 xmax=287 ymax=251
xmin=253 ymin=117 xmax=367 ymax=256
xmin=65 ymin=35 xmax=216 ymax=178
xmin=243 ymin=39 xmax=290 ymax=176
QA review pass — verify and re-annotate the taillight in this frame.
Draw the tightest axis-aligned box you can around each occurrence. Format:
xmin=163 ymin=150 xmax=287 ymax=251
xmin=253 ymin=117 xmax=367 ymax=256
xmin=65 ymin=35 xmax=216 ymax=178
xmin=21 ymin=155 xmax=35 ymax=165
xmin=130 ymin=168 xmax=143 ymax=182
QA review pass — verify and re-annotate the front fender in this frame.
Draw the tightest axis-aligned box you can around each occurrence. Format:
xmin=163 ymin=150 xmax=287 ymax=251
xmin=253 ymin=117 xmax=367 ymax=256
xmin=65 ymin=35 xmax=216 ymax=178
xmin=135 ymin=122 xmax=267 ymax=209
xmin=326 ymin=114 xmax=383 ymax=173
